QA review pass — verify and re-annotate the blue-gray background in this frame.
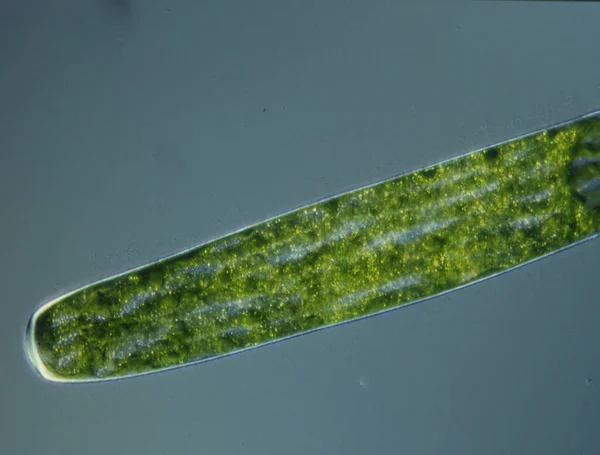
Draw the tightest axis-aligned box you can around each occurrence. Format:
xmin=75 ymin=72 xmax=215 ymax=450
xmin=1 ymin=1 xmax=599 ymax=454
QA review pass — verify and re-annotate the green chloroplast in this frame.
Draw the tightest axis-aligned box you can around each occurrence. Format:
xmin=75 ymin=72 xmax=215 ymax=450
xmin=26 ymin=111 xmax=600 ymax=383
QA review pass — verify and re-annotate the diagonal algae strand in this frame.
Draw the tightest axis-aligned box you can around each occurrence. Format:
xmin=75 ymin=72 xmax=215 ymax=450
xmin=26 ymin=111 xmax=600 ymax=383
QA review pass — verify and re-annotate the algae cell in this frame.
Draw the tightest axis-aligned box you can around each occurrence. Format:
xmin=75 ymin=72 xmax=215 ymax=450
xmin=26 ymin=111 xmax=600 ymax=383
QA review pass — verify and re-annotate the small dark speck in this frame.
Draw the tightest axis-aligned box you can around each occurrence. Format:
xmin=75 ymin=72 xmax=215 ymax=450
xmin=484 ymin=147 xmax=500 ymax=161
xmin=585 ymin=377 xmax=592 ymax=386
xmin=163 ymin=8 xmax=171 ymax=14
xmin=263 ymin=108 xmax=267 ymax=113
xmin=422 ymin=167 xmax=437 ymax=179
xmin=546 ymin=128 xmax=559 ymax=140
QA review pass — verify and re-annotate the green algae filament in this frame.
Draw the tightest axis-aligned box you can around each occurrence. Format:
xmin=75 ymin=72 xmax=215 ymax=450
xmin=26 ymin=111 xmax=600 ymax=383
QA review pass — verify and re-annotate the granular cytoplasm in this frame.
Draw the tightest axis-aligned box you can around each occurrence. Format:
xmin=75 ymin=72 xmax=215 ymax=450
xmin=26 ymin=111 xmax=600 ymax=383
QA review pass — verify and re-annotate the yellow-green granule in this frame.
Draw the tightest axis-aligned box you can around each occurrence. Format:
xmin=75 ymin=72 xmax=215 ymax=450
xmin=26 ymin=111 xmax=600 ymax=383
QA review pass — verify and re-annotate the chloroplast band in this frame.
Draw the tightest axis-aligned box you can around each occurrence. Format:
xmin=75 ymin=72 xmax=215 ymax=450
xmin=26 ymin=111 xmax=600 ymax=383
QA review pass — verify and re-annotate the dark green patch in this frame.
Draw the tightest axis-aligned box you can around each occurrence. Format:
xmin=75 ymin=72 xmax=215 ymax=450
xmin=484 ymin=147 xmax=500 ymax=161
xmin=323 ymin=196 xmax=342 ymax=215
xmin=422 ymin=167 xmax=438 ymax=179
xmin=546 ymin=128 xmax=559 ymax=140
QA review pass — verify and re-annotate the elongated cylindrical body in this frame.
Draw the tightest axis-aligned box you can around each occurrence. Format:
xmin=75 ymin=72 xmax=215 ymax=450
xmin=27 ymin=111 xmax=600 ymax=382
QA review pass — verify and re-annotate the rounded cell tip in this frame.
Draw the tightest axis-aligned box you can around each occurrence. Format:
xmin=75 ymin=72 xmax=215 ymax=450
xmin=24 ymin=308 xmax=58 ymax=382
xmin=25 ymin=311 xmax=46 ymax=373
xmin=25 ymin=312 xmax=41 ymax=372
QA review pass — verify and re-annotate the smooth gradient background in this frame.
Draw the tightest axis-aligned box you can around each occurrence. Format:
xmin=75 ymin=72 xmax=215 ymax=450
xmin=1 ymin=1 xmax=599 ymax=454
